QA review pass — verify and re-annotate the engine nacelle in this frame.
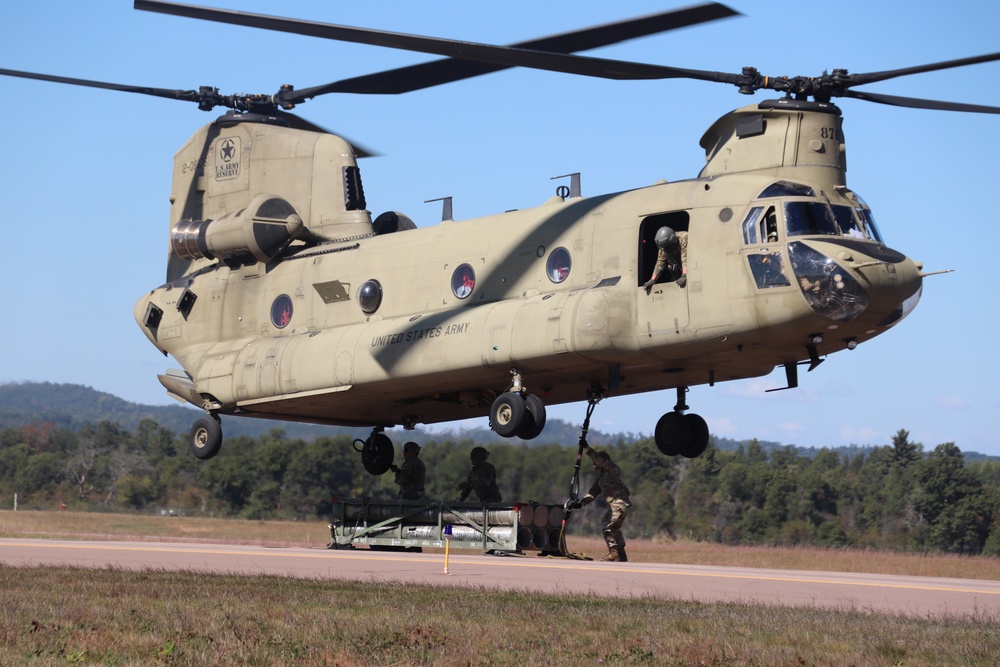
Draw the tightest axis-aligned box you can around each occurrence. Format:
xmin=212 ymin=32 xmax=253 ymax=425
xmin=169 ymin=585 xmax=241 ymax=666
xmin=171 ymin=194 xmax=304 ymax=268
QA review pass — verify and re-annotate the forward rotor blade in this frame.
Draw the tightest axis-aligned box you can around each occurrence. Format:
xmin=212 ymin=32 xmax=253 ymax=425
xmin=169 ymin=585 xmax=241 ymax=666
xmin=0 ymin=67 xmax=198 ymax=103
xmin=134 ymin=0 xmax=740 ymax=92
xmin=843 ymin=89 xmax=1000 ymax=114
xmin=848 ymin=52 xmax=1000 ymax=87
xmin=299 ymin=3 xmax=740 ymax=96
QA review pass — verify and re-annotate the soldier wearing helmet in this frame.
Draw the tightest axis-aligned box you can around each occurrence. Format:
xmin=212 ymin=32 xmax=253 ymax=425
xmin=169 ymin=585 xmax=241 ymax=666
xmin=577 ymin=445 xmax=633 ymax=562
xmin=458 ymin=446 xmax=502 ymax=503
xmin=644 ymin=226 xmax=688 ymax=294
xmin=390 ymin=441 xmax=426 ymax=500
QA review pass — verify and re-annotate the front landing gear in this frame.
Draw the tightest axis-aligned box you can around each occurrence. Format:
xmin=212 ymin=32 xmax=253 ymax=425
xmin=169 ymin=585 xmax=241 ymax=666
xmin=354 ymin=428 xmax=395 ymax=475
xmin=489 ymin=369 xmax=547 ymax=440
xmin=654 ymin=387 xmax=709 ymax=458
xmin=189 ymin=414 xmax=222 ymax=460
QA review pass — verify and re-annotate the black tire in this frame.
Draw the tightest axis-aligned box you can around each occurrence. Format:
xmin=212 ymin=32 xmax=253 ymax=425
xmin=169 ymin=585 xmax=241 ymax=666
xmin=490 ymin=392 xmax=526 ymax=438
xmin=654 ymin=412 xmax=689 ymax=457
xmin=362 ymin=432 xmax=394 ymax=475
xmin=189 ymin=416 xmax=223 ymax=460
xmin=517 ymin=394 xmax=547 ymax=440
xmin=681 ymin=413 xmax=709 ymax=458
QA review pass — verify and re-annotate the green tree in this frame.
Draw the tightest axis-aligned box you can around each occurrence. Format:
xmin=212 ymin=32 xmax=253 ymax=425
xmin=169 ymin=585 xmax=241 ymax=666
xmin=891 ymin=428 xmax=922 ymax=466
xmin=915 ymin=443 xmax=991 ymax=553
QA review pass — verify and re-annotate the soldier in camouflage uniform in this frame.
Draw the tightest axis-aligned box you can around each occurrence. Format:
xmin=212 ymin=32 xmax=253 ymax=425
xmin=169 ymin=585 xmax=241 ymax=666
xmin=578 ymin=445 xmax=633 ymax=562
xmin=644 ymin=226 xmax=688 ymax=293
xmin=390 ymin=441 xmax=426 ymax=500
xmin=458 ymin=446 xmax=502 ymax=503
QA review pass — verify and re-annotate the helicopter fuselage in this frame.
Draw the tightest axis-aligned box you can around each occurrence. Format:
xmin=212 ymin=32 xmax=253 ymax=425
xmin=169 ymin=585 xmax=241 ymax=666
xmin=134 ymin=101 xmax=922 ymax=434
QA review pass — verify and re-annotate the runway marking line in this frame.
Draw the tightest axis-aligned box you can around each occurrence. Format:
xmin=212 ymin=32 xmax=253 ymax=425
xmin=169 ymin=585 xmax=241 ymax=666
xmin=5 ymin=539 xmax=999 ymax=597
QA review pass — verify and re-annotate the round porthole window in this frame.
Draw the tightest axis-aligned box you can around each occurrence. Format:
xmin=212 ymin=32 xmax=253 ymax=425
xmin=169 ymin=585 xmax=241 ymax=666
xmin=270 ymin=294 xmax=293 ymax=329
xmin=451 ymin=263 xmax=476 ymax=299
xmin=546 ymin=247 xmax=571 ymax=283
xmin=358 ymin=279 xmax=383 ymax=314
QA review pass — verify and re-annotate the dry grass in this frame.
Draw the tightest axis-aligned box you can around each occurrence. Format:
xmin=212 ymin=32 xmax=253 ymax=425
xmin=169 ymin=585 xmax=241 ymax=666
xmin=3 ymin=510 xmax=1000 ymax=664
xmin=3 ymin=510 xmax=998 ymax=581
xmin=0 ymin=509 xmax=326 ymax=547
xmin=1 ymin=566 xmax=997 ymax=666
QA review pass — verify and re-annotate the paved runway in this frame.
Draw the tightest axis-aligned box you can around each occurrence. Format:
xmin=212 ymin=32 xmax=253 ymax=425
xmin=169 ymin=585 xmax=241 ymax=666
xmin=3 ymin=538 xmax=998 ymax=618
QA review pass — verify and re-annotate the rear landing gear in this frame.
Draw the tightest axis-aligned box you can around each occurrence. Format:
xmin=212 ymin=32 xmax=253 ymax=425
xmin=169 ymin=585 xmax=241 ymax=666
xmin=489 ymin=369 xmax=547 ymax=440
xmin=654 ymin=387 xmax=709 ymax=458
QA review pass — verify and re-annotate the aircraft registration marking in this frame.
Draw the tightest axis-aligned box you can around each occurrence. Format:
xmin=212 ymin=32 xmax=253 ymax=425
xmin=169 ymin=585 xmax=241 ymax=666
xmin=370 ymin=321 xmax=470 ymax=348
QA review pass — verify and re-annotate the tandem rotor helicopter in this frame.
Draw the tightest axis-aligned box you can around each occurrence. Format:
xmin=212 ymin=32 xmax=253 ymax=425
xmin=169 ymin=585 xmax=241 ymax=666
xmin=4 ymin=2 xmax=998 ymax=474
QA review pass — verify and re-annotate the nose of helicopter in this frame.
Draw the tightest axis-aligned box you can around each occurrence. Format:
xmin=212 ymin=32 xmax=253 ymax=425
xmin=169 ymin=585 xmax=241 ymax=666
xmin=858 ymin=253 xmax=923 ymax=329
xmin=787 ymin=239 xmax=923 ymax=330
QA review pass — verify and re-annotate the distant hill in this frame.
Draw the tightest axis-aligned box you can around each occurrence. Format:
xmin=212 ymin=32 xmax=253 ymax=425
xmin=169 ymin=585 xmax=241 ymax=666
xmin=5 ymin=381 xmax=993 ymax=461
xmin=0 ymin=381 xmax=631 ymax=446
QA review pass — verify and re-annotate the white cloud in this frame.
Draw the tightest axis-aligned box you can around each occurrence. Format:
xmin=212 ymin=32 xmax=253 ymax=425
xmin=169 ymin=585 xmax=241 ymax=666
xmin=838 ymin=424 xmax=883 ymax=446
xmin=933 ymin=395 xmax=968 ymax=410
xmin=776 ymin=422 xmax=804 ymax=436
xmin=707 ymin=416 xmax=738 ymax=437
xmin=721 ymin=379 xmax=791 ymax=399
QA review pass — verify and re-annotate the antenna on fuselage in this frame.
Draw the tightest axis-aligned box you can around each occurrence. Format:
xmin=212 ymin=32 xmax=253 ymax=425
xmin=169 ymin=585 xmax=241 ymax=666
xmin=425 ymin=196 xmax=454 ymax=222
xmin=551 ymin=172 xmax=582 ymax=199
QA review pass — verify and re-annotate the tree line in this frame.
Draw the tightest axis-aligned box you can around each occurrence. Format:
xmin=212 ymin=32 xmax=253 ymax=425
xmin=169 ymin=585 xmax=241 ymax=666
xmin=2 ymin=420 xmax=998 ymax=556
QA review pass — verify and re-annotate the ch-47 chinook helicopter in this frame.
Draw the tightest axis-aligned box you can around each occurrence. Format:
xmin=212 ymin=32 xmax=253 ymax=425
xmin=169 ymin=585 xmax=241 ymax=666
xmin=5 ymin=1 xmax=997 ymax=475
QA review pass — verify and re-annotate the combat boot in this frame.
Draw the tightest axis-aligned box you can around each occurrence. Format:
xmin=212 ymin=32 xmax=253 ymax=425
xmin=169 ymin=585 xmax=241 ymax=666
xmin=601 ymin=548 xmax=620 ymax=562
xmin=618 ymin=546 xmax=628 ymax=562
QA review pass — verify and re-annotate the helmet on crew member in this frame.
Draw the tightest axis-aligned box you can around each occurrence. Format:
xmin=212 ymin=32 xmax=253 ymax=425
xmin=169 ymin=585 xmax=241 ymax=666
xmin=592 ymin=450 xmax=612 ymax=469
xmin=654 ymin=226 xmax=677 ymax=248
xmin=470 ymin=446 xmax=489 ymax=464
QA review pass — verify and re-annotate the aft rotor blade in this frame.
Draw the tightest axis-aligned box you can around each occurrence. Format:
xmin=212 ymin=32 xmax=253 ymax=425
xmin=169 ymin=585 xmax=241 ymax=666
xmin=301 ymin=3 xmax=741 ymax=95
xmin=274 ymin=110 xmax=379 ymax=157
xmin=843 ymin=89 xmax=1000 ymax=114
xmin=134 ymin=0 xmax=741 ymax=93
xmin=848 ymin=52 xmax=1000 ymax=87
xmin=0 ymin=67 xmax=198 ymax=103
xmin=0 ymin=68 xmax=381 ymax=152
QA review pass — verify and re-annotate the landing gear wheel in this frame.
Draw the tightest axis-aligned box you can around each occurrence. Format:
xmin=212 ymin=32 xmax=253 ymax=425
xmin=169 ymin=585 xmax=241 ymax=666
xmin=360 ymin=432 xmax=394 ymax=475
xmin=490 ymin=392 xmax=526 ymax=438
xmin=654 ymin=412 xmax=689 ymax=457
xmin=189 ymin=416 xmax=222 ymax=460
xmin=517 ymin=394 xmax=547 ymax=440
xmin=681 ymin=413 xmax=709 ymax=458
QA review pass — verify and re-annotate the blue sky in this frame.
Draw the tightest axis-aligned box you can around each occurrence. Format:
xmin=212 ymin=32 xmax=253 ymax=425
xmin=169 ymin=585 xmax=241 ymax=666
xmin=2 ymin=1 xmax=998 ymax=455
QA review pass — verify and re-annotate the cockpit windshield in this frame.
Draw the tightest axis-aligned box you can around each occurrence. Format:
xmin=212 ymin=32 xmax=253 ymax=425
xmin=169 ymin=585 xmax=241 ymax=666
xmin=856 ymin=206 xmax=884 ymax=243
xmin=743 ymin=188 xmax=886 ymax=245
xmin=848 ymin=192 xmax=885 ymax=243
xmin=832 ymin=205 xmax=865 ymax=238
xmin=785 ymin=201 xmax=839 ymax=237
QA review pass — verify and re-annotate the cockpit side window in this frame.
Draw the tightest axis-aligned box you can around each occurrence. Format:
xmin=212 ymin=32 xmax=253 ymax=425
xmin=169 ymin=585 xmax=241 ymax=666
xmin=763 ymin=207 xmax=779 ymax=243
xmin=748 ymin=252 xmax=791 ymax=288
xmin=785 ymin=201 xmax=839 ymax=237
xmin=741 ymin=205 xmax=778 ymax=245
xmin=741 ymin=207 xmax=762 ymax=244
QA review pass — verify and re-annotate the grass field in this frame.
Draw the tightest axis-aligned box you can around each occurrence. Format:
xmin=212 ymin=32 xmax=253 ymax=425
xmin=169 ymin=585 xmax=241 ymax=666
xmin=2 ymin=510 xmax=999 ymax=665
